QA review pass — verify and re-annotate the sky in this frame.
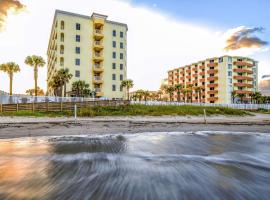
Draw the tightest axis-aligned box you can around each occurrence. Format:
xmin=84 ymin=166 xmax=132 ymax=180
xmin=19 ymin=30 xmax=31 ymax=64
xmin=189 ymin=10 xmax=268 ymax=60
xmin=0 ymin=0 xmax=269 ymax=94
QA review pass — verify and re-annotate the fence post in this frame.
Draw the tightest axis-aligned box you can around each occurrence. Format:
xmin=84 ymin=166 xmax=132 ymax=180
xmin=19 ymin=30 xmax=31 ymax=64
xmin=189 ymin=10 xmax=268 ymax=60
xmin=16 ymin=104 xmax=19 ymax=112
xmin=60 ymin=102 xmax=63 ymax=112
xmin=0 ymin=104 xmax=2 ymax=113
xmin=203 ymin=109 xmax=207 ymax=124
xmin=32 ymin=102 xmax=35 ymax=112
xmin=47 ymin=101 xmax=49 ymax=111
xmin=74 ymin=104 xmax=77 ymax=120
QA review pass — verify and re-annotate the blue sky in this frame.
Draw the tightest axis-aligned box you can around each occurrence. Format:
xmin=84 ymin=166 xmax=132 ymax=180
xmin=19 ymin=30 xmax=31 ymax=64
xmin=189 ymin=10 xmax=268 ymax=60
xmin=131 ymin=0 xmax=270 ymax=36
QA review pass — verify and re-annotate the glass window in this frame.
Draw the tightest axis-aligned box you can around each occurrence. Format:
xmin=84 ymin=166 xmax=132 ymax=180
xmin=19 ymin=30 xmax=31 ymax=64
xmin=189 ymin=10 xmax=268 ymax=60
xmin=113 ymin=30 xmax=116 ymax=37
xmin=228 ymin=64 xmax=232 ymax=69
xmin=76 ymin=35 xmax=80 ymax=42
xmin=76 ymin=23 xmax=81 ymax=30
xmin=112 ymin=63 xmax=116 ymax=69
xmin=113 ymin=41 xmax=116 ymax=48
xmin=120 ymin=53 xmax=124 ymax=60
xmin=229 ymin=78 xmax=232 ymax=84
xmin=112 ymin=84 xmax=116 ymax=91
xmin=113 ymin=52 xmax=116 ymax=59
xmin=75 ymin=59 xmax=80 ymax=66
xmin=112 ymin=74 xmax=116 ymax=80
xmin=75 ymin=70 xmax=80 ymax=77
xmin=75 ymin=47 xmax=80 ymax=54
xmin=120 ymin=31 xmax=124 ymax=38
xmin=228 ymin=71 xmax=232 ymax=76
xmin=120 ymin=64 xmax=123 ymax=70
xmin=219 ymin=57 xmax=223 ymax=63
xmin=228 ymin=57 xmax=232 ymax=63
xmin=120 ymin=42 xmax=124 ymax=49
xmin=120 ymin=74 xmax=123 ymax=81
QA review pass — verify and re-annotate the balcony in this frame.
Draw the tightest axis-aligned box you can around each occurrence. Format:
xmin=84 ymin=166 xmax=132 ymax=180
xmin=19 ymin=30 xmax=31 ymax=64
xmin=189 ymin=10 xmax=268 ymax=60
xmin=192 ymin=67 xmax=198 ymax=71
xmin=93 ymin=41 xmax=104 ymax=51
xmin=207 ymin=90 xmax=218 ymax=94
xmin=199 ymin=65 xmax=205 ymax=69
xmin=207 ymin=97 xmax=218 ymax=102
xmin=180 ymin=77 xmax=185 ymax=81
xmin=233 ymin=61 xmax=253 ymax=67
xmin=207 ymin=83 xmax=218 ymax=87
xmin=207 ymin=62 xmax=218 ymax=67
xmin=199 ymin=72 xmax=205 ymax=76
xmin=207 ymin=69 xmax=218 ymax=74
xmin=233 ymin=68 xmax=253 ymax=74
xmin=174 ymin=73 xmax=179 ymax=76
xmin=186 ymin=69 xmax=191 ymax=73
xmin=234 ymin=76 xmax=253 ymax=81
xmin=94 ymin=88 xmax=104 ymax=97
xmin=93 ymin=18 xmax=105 ymax=28
xmin=192 ymin=74 xmax=198 ymax=78
xmin=207 ymin=77 xmax=218 ymax=81
xmin=93 ymin=52 xmax=104 ymax=62
xmin=234 ymin=83 xmax=253 ymax=88
xmin=93 ymin=76 xmax=103 ymax=84
xmin=199 ymin=78 xmax=205 ymax=82
xmin=175 ymin=78 xmax=179 ymax=82
xmin=93 ymin=29 xmax=104 ymax=40
xmin=93 ymin=64 xmax=104 ymax=72
xmin=235 ymin=90 xmax=253 ymax=95
xmin=186 ymin=75 xmax=191 ymax=79
xmin=180 ymin=71 xmax=185 ymax=75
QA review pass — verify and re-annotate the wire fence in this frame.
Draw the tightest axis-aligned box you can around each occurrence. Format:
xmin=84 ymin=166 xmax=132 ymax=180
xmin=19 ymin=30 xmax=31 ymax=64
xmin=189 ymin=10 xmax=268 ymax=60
xmin=131 ymin=101 xmax=270 ymax=110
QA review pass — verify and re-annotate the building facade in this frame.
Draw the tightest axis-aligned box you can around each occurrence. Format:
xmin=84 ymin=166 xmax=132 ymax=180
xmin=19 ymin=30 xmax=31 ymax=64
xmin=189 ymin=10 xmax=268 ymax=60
xmin=47 ymin=10 xmax=128 ymax=99
xmin=259 ymin=75 xmax=270 ymax=96
xmin=168 ymin=56 xmax=258 ymax=104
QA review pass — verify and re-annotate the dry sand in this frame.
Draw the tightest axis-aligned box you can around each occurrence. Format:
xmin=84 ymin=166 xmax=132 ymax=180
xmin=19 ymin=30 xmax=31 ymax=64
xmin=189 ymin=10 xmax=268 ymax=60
xmin=0 ymin=114 xmax=270 ymax=139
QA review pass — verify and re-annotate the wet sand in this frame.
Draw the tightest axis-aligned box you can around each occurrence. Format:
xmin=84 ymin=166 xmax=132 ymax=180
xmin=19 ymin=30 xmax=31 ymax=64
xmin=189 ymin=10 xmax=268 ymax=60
xmin=0 ymin=114 xmax=270 ymax=139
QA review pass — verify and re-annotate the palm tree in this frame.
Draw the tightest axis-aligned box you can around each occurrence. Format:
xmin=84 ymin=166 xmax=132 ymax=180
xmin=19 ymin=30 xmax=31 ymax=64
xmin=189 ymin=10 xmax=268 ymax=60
xmin=157 ymin=90 xmax=163 ymax=101
xmin=250 ymin=92 xmax=256 ymax=104
xmin=0 ymin=62 xmax=20 ymax=95
xmin=187 ymin=84 xmax=193 ymax=103
xmin=142 ymin=90 xmax=150 ymax=101
xmin=165 ymin=86 xmax=175 ymax=102
xmin=237 ymin=93 xmax=246 ymax=104
xmin=57 ymin=68 xmax=73 ymax=97
xmin=121 ymin=79 xmax=134 ymax=100
xmin=174 ymin=84 xmax=183 ymax=102
xmin=26 ymin=87 xmax=44 ymax=96
xmin=25 ymin=55 xmax=46 ymax=96
xmin=194 ymin=86 xmax=202 ymax=103
xmin=135 ymin=90 xmax=144 ymax=101
xmin=254 ymin=92 xmax=262 ymax=104
xmin=71 ymin=80 xmax=90 ymax=97
xmin=182 ymin=88 xmax=189 ymax=103
xmin=231 ymin=91 xmax=237 ymax=103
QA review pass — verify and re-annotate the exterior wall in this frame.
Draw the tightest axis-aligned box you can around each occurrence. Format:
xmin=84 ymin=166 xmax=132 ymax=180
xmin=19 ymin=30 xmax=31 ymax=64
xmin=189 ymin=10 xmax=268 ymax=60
xmin=47 ymin=10 xmax=127 ymax=99
xmin=168 ymin=56 xmax=258 ymax=104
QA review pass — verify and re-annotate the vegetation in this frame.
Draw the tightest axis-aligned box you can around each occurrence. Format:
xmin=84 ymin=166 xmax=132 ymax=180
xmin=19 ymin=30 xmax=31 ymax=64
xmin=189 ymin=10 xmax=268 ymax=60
xmin=71 ymin=80 xmax=91 ymax=97
xmin=26 ymin=87 xmax=45 ymax=96
xmin=165 ymin=86 xmax=175 ymax=101
xmin=0 ymin=104 xmax=248 ymax=117
xmin=25 ymin=55 xmax=46 ymax=96
xmin=121 ymin=79 xmax=134 ymax=100
xmin=0 ymin=62 xmax=20 ymax=96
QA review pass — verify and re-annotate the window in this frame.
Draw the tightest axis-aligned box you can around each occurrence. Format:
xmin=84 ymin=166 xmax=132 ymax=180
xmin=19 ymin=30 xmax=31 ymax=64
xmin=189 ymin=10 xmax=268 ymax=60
xmin=120 ymin=74 xmax=123 ymax=81
xmin=113 ymin=52 xmax=116 ymax=59
xmin=60 ymin=45 xmax=64 ymax=54
xmin=113 ymin=30 xmax=116 ymax=37
xmin=76 ymin=47 xmax=80 ymax=54
xmin=112 ymin=63 xmax=116 ymax=69
xmin=60 ymin=33 xmax=64 ymax=42
xmin=120 ymin=53 xmax=124 ymax=60
xmin=76 ymin=23 xmax=81 ymax=30
xmin=120 ymin=31 xmax=124 ymax=38
xmin=120 ymin=42 xmax=124 ymax=49
xmin=112 ymin=84 xmax=116 ymax=91
xmin=120 ymin=64 xmax=123 ymax=70
xmin=219 ymin=57 xmax=223 ymax=63
xmin=60 ymin=57 xmax=64 ymax=66
xmin=75 ymin=59 xmax=80 ymax=66
xmin=112 ymin=74 xmax=116 ymax=80
xmin=229 ymin=78 xmax=232 ymax=84
xmin=120 ymin=86 xmax=123 ymax=92
xmin=61 ymin=21 xmax=64 ymax=30
xmin=75 ymin=70 xmax=80 ymax=77
xmin=76 ymin=35 xmax=80 ymax=42
xmin=228 ymin=57 xmax=232 ymax=63
xmin=228 ymin=64 xmax=232 ymax=69
xmin=113 ymin=41 xmax=116 ymax=48
xmin=228 ymin=71 xmax=232 ymax=76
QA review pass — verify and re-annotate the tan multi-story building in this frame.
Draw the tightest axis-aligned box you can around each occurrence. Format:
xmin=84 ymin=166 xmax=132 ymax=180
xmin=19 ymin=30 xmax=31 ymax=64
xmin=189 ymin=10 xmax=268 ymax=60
xmin=168 ymin=56 xmax=258 ymax=104
xmin=47 ymin=10 xmax=128 ymax=99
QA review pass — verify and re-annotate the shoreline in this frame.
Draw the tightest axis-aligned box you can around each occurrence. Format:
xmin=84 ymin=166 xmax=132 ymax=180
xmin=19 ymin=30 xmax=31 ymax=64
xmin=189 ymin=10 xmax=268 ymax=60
xmin=0 ymin=114 xmax=270 ymax=139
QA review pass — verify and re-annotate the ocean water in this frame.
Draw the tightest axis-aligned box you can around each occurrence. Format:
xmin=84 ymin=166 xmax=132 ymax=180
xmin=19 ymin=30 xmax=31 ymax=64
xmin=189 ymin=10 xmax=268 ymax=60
xmin=0 ymin=131 xmax=270 ymax=200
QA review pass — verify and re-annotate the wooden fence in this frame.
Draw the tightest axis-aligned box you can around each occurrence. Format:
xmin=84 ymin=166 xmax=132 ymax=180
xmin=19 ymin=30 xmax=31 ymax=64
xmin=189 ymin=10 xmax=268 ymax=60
xmin=0 ymin=100 xmax=130 ymax=113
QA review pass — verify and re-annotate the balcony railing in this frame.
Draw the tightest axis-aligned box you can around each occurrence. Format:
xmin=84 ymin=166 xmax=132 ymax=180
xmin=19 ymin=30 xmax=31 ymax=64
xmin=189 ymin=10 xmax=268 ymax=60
xmin=95 ymin=29 xmax=103 ymax=34
xmin=233 ymin=76 xmax=253 ymax=81
xmin=95 ymin=88 xmax=102 ymax=92
xmin=234 ymin=83 xmax=253 ymax=88
xmin=94 ymin=76 xmax=102 ymax=81
xmin=233 ymin=61 xmax=253 ymax=67
xmin=233 ymin=68 xmax=253 ymax=74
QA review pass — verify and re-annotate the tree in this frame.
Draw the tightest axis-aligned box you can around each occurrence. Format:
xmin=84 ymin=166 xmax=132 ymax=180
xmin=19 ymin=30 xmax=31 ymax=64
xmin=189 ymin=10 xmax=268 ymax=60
xmin=182 ymin=88 xmax=189 ymax=103
xmin=237 ymin=93 xmax=245 ymax=104
xmin=194 ymin=86 xmax=203 ymax=103
xmin=157 ymin=90 xmax=163 ymax=101
xmin=142 ymin=90 xmax=150 ymax=101
xmin=71 ymin=80 xmax=90 ymax=97
xmin=48 ymin=75 xmax=61 ymax=96
xmin=121 ymin=79 xmax=134 ymax=100
xmin=254 ymin=92 xmax=262 ymax=104
xmin=187 ymin=84 xmax=193 ymax=103
xmin=165 ymin=86 xmax=175 ymax=102
xmin=0 ymin=62 xmax=20 ymax=95
xmin=25 ymin=55 xmax=46 ymax=96
xmin=174 ymin=84 xmax=183 ymax=102
xmin=231 ymin=91 xmax=237 ymax=103
xmin=26 ymin=87 xmax=45 ymax=96
xmin=56 ymin=68 xmax=73 ymax=97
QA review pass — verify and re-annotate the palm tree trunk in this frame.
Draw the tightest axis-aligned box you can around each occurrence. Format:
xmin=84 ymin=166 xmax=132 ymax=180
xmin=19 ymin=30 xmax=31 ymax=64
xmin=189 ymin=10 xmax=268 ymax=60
xmin=127 ymin=87 xmax=130 ymax=100
xmin=9 ymin=73 xmax=13 ymax=96
xmin=64 ymin=83 xmax=67 ymax=97
xmin=34 ymin=66 xmax=38 ymax=96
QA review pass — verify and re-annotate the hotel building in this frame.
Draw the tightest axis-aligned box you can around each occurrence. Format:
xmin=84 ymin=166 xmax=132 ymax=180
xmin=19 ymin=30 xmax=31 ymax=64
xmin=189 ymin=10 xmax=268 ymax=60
xmin=47 ymin=10 xmax=128 ymax=99
xmin=168 ymin=56 xmax=258 ymax=104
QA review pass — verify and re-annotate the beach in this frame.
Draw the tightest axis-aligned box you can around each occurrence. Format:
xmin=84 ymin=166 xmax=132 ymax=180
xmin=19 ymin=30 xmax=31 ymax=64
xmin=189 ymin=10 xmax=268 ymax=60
xmin=0 ymin=113 xmax=270 ymax=139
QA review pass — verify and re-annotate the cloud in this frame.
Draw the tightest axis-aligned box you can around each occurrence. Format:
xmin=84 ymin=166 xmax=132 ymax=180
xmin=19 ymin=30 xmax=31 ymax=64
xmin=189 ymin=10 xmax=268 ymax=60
xmin=224 ymin=26 xmax=268 ymax=51
xmin=0 ymin=0 xmax=26 ymax=30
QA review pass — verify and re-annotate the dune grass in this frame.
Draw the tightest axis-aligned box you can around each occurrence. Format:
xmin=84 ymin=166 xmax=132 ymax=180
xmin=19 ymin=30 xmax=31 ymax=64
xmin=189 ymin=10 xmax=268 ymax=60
xmin=0 ymin=104 xmax=249 ymax=117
